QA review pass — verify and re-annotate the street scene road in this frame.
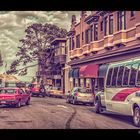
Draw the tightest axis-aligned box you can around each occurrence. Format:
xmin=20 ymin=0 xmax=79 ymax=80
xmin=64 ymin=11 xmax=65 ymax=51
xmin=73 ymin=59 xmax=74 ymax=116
xmin=0 ymin=96 xmax=138 ymax=129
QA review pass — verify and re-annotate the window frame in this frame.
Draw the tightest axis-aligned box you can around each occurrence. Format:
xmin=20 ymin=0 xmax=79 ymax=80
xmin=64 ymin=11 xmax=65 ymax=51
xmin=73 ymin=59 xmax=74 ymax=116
xmin=104 ymin=16 xmax=108 ymax=36
xmin=100 ymin=20 xmax=103 ymax=32
xmin=122 ymin=64 xmax=132 ymax=87
xmin=109 ymin=14 xmax=113 ymax=35
xmin=117 ymin=11 xmax=126 ymax=31
xmin=129 ymin=63 xmax=139 ymax=87
xmin=130 ymin=11 xmax=136 ymax=17
xmin=136 ymin=63 xmax=140 ymax=87
xmin=94 ymin=23 xmax=98 ymax=41
xmin=117 ymin=65 xmax=125 ymax=87
xmin=76 ymin=34 xmax=80 ymax=48
xmin=106 ymin=67 xmax=113 ymax=87
xmin=111 ymin=66 xmax=119 ymax=87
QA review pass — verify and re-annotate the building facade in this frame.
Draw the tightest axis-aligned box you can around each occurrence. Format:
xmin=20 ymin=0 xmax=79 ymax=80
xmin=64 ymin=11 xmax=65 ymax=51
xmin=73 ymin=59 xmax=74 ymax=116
xmin=67 ymin=11 xmax=140 ymax=93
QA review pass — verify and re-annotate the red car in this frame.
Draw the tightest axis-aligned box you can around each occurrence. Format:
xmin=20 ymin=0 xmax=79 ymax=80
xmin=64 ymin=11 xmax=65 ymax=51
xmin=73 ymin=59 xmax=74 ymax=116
xmin=0 ymin=87 xmax=31 ymax=108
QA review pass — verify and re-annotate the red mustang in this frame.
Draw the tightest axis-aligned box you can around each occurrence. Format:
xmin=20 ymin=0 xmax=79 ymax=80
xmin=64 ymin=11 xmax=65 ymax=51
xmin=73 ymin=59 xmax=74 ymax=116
xmin=0 ymin=87 xmax=31 ymax=108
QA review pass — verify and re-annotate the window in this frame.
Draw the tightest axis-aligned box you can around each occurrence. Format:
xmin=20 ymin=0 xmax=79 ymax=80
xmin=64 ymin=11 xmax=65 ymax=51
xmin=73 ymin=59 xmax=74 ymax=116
xmin=129 ymin=63 xmax=138 ymax=86
xmin=104 ymin=17 xmax=108 ymax=36
xmin=76 ymin=34 xmax=80 ymax=48
xmin=106 ymin=68 xmax=113 ymax=86
xmin=112 ymin=67 xmax=119 ymax=86
xmin=85 ymin=29 xmax=91 ymax=44
xmin=100 ymin=21 xmax=103 ymax=31
xmin=90 ymin=25 xmax=93 ymax=42
xmin=109 ymin=15 xmax=113 ymax=34
xmin=136 ymin=64 xmax=140 ymax=85
xmin=117 ymin=66 xmax=124 ymax=86
xmin=72 ymin=37 xmax=74 ymax=50
xmin=123 ymin=65 xmax=131 ymax=86
xmin=117 ymin=11 xmax=126 ymax=31
xmin=94 ymin=24 xmax=98 ymax=41
xmin=69 ymin=38 xmax=71 ymax=50
xmin=131 ymin=11 xmax=135 ymax=17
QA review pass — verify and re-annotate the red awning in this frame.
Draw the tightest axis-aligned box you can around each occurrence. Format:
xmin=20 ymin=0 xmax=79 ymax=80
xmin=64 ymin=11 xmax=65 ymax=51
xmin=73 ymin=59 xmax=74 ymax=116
xmin=79 ymin=64 xmax=98 ymax=78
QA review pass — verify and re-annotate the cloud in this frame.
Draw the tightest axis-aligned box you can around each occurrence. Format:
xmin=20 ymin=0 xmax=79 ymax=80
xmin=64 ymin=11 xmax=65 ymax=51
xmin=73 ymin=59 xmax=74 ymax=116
xmin=0 ymin=11 xmax=81 ymax=81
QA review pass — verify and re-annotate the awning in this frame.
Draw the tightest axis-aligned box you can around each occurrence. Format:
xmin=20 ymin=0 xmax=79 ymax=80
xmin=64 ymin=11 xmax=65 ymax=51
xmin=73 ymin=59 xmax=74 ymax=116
xmin=69 ymin=69 xmax=79 ymax=78
xmin=99 ymin=64 xmax=109 ymax=78
xmin=79 ymin=64 xmax=98 ymax=78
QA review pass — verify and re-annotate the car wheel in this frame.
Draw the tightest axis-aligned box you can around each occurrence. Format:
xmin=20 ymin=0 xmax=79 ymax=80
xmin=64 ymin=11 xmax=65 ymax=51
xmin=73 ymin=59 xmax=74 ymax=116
xmin=26 ymin=98 xmax=30 ymax=105
xmin=133 ymin=107 xmax=140 ymax=127
xmin=16 ymin=100 xmax=21 ymax=108
xmin=95 ymin=99 xmax=102 ymax=113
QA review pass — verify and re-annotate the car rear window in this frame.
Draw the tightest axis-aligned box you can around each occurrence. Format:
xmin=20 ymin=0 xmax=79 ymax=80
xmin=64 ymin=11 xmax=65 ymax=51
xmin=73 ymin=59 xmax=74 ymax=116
xmin=0 ymin=89 xmax=16 ymax=94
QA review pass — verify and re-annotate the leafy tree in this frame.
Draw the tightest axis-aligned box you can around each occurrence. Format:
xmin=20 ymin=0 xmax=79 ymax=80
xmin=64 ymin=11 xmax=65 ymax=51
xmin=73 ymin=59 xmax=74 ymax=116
xmin=6 ymin=23 xmax=67 ymax=76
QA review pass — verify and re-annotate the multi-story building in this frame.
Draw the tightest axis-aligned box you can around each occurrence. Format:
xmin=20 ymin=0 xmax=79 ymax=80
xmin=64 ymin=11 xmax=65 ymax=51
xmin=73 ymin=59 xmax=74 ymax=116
xmin=67 ymin=11 xmax=140 ymax=92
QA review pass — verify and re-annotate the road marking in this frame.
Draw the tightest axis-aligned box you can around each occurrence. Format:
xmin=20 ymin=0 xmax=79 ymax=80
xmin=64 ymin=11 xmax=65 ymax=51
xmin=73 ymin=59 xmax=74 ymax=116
xmin=57 ymin=105 xmax=68 ymax=109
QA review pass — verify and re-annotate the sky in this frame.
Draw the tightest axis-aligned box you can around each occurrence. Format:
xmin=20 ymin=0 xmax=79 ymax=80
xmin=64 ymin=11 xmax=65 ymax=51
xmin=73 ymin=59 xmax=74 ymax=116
xmin=0 ymin=11 xmax=90 ymax=82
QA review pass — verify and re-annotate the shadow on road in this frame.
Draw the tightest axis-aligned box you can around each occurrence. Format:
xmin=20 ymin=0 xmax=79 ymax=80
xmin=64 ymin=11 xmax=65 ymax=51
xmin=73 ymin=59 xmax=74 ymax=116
xmin=89 ymin=108 xmax=133 ymax=126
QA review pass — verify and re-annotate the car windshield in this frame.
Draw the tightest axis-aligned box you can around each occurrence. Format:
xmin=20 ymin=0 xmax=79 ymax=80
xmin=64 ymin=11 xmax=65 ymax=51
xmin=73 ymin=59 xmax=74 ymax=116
xmin=0 ymin=89 xmax=16 ymax=94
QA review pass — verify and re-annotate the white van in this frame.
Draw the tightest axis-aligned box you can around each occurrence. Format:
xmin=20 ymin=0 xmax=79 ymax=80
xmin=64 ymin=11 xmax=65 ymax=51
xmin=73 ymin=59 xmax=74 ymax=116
xmin=95 ymin=58 xmax=140 ymax=127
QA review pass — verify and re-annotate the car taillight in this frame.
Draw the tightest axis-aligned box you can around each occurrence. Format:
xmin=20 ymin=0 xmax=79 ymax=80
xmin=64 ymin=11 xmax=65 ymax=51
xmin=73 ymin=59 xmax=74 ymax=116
xmin=75 ymin=92 xmax=79 ymax=96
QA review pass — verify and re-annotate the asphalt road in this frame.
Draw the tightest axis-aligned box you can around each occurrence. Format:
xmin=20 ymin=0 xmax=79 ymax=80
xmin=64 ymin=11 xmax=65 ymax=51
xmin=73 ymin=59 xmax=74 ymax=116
xmin=0 ymin=96 xmax=139 ymax=129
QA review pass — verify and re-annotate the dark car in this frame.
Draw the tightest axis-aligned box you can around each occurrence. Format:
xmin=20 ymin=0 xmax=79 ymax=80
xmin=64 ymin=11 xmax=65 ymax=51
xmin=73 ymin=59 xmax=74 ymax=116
xmin=0 ymin=87 xmax=31 ymax=108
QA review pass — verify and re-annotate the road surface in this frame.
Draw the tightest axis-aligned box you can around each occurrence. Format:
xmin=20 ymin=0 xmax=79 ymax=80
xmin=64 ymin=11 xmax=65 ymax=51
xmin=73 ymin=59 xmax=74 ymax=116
xmin=0 ymin=97 xmax=139 ymax=129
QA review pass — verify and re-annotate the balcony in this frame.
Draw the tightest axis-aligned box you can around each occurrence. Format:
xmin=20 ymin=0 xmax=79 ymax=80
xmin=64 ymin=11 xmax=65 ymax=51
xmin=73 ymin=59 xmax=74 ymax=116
xmin=82 ymin=44 xmax=90 ymax=55
xmin=113 ymin=30 xmax=126 ymax=46
xmin=54 ymin=55 xmax=66 ymax=64
xmin=135 ymin=23 xmax=140 ymax=39
xmin=90 ymin=41 xmax=103 ymax=53
xmin=104 ymin=35 xmax=114 ymax=49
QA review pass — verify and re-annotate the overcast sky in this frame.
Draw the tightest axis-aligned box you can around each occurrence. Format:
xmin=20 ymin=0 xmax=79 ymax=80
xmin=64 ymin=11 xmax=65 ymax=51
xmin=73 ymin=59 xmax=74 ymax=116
xmin=0 ymin=11 xmax=90 ymax=82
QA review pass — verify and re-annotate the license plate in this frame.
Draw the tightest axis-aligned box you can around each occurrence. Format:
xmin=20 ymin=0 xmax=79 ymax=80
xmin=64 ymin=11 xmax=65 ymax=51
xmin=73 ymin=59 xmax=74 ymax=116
xmin=1 ymin=101 xmax=6 ymax=104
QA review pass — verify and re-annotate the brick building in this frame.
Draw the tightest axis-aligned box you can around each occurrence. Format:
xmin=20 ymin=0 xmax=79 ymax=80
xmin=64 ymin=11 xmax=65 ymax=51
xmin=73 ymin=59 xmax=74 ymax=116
xmin=67 ymin=11 xmax=140 ymax=93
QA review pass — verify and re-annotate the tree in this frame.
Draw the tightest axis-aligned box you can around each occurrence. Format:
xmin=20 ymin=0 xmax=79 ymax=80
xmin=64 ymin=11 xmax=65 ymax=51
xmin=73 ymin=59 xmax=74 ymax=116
xmin=6 ymin=23 xmax=67 ymax=76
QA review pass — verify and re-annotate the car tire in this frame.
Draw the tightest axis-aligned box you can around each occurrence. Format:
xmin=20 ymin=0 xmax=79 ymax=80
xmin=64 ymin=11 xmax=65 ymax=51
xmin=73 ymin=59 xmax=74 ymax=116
xmin=95 ymin=99 xmax=102 ymax=113
xmin=133 ymin=106 xmax=140 ymax=127
xmin=16 ymin=100 xmax=21 ymax=108
xmin=26 ymin=98 xmax=30 ymax=105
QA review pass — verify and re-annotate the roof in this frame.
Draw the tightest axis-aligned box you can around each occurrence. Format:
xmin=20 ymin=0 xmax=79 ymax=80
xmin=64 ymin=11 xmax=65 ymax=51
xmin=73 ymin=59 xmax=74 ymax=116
xmin=50 ymin=38 xmax=67 ymax=45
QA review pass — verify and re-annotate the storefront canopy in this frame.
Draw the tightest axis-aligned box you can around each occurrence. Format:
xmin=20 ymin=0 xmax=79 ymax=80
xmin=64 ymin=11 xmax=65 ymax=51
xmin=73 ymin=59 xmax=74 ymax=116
xmin=69 ymin=69 xmax=79 ymax=78
xmin=99 ymin=64 xmax=109 ymax=78
xmin=79 ymin=64 xmax=98 ymax=78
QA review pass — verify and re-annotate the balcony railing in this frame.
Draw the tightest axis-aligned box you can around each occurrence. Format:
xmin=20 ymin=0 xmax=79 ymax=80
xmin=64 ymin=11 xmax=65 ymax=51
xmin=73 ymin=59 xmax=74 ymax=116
xmin=104 ymin=35 xmax=113 ymax=49
xmin=82 ymin=44 xmax=90 ymax=55
xmin=135 ymin=23 xmax=140 ymax=39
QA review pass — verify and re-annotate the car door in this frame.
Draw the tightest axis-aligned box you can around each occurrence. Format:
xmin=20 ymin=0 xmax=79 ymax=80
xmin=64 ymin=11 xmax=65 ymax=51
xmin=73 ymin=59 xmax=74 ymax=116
xmin=20 ymin=89 xmax=29 ymax=103
xmin=18 ymin=89 xmax=24 ymax=104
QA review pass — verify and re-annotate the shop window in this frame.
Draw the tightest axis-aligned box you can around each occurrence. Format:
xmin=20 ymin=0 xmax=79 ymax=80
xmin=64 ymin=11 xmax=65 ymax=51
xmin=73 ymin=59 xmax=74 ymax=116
xmin=80 ymin=79 xmax=84 ymax=88
xmin=76 ymin=34 xmax=80 ymax=48
xmin=109 ymin=15 xmax=113 ymax=35
xmin=117 ymin=11 xmax=126 ymax=31
xmin=123 ymin=65 xmax=131 ymax=86
xmin=112 ymin=67 xmax=119 ymax=86
xmin=90 ymin=25 xmax=93 ymax=42
xmin=75 ymin=79 xmax=78 ymax=87
xmin=129 ymin=63 xmax=138 ymax=86
xmin=86 ymin=79 xmax=90 ymax=88
xmin=106 ymin=68 xmax=113 ymax=86
xmin=117 ymin=66 xmax=124 ymax=86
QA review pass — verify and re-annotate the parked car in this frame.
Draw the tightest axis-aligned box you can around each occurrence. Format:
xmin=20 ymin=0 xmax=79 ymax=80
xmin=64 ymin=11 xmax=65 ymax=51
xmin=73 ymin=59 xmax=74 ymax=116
xmin=46 ymin=86 xmax=63 ymax=98
xmin=0 ymin=87 xmax=30 ymax=108
xmin=66 ymin=87 xmax=95 ymax=106
xmin=29 ymin=82 xmax=46 ymax=97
